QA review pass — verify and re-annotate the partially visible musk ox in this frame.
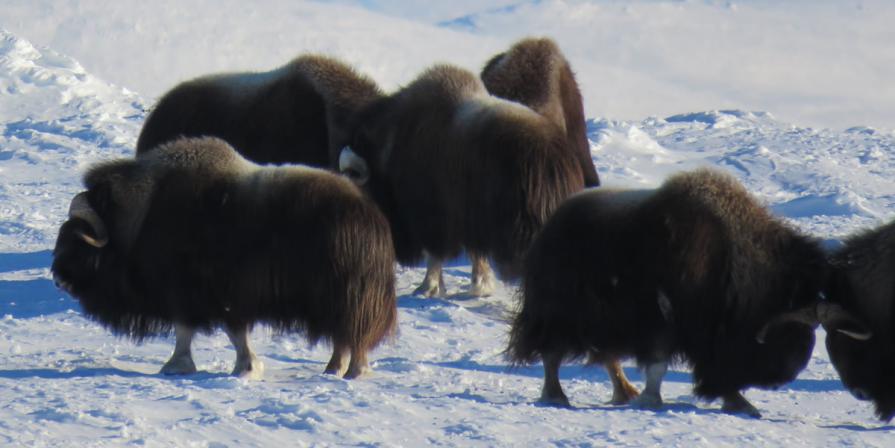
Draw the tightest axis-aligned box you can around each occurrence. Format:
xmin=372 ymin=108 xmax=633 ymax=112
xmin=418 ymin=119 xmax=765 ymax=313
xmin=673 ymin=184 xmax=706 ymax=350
xmin=823 ymin=220 xmax=895 ymax=420
xmin=339 ymin=64 xmax=585 ymax=297
xmin=508 ymin=168 xmax=829 ymax=417
xmin=481 ymin=37 xmax=600 ymax=188
xmin=433 ymin=36 xmax=602 ymax=299
xmin=482 ymin=38 xmax=633 ymax=401
xmin=52 ymin=137 xmax=396 ymax=379
xmin=136 ymin=55 xmax=383 ymax=169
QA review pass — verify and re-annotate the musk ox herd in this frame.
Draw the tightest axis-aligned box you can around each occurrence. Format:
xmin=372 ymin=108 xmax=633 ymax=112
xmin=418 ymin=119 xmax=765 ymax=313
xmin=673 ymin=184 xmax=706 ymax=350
xmin=49 ymin=37 xmax=895 ymax=421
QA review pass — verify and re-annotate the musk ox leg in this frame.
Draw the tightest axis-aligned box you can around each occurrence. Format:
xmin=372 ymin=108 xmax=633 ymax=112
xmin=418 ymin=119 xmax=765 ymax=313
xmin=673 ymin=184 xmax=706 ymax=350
xmin=539 ymin=352 xmax=571 ymax=407
xmin=469 ymin=254 xmax=495 ymax=297
xmin=225 ymin=325 xmax=264 ymax=380
xmin=343 ymin=348 xmax=370 ymax=380
xmin=324 ymin=343 xmax=350 ymax=377
xmin=721 ymin=392 xmax=761 ymax=418
xmin=160 ymin=324 xmax=198 ymax=375
xmin=414 ymin=257 xmax=445 ymax=297
xmin=630 ymin=362 xmax=666 ymax=410
xmin=605 ymin=360 xmax=640 ymax=405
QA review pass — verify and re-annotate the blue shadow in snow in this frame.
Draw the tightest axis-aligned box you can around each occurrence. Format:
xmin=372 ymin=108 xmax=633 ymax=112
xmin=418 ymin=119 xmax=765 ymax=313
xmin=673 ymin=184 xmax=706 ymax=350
xmin=0 ymin=367 xmax=230 ymax=381
xmin=781 ymin=378 xmax=847 ymax=393
xmin=0 ymin=250 xmax=52 ymax=272
xmin=429 ymin=358 xmax=692 ymax=386
xmin=0 ymin=251 xmax=82 ymax=318
xmin=820 ymin=423 xmax=895 ymax=432
xmin=437 ymin=359 xmax=847 ymax=394
xmin=0 ymin=367 xmax=153 ymax=380
xmin=0 ymin=278 xmax=81 ymax=318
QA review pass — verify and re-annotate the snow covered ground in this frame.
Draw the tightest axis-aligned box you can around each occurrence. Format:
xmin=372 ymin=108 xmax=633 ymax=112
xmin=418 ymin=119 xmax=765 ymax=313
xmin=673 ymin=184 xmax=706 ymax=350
xmin=1 ymin=1 xmax=894 ymax=446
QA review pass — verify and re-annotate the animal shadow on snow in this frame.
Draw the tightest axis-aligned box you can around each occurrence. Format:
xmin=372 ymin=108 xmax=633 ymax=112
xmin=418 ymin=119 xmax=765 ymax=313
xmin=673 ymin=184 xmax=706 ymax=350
xmin=0 ymin=250 xmax=81 ymax=318
xmin=821 ymin=423 xmax=895 ymax=432
xmin=398 ymin=254 xmax=515 ymax=320
xmin=784 ymin=378 xmax=851 ymax=393
xmin=0 ymin=366 xmax=228 ymax=382
xmin=427 ymin=359 xmax=723 ymax=413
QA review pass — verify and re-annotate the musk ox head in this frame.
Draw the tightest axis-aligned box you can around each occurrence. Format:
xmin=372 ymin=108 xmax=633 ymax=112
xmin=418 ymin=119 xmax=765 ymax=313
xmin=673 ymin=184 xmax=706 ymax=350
xmin=52 ymin=192 xmax=109 ymax=295
xmin=52 ymin=187 xmax=121 ymax=300
xmin=337 ymin=83 xmax=421 ymax=230
xmin=822 ymin=238 xmax=894 ymax=420
xmin=52 ymin=157 xmax=156 ymax=303
xmin=338 ymin=94 xmax=396 ymax=188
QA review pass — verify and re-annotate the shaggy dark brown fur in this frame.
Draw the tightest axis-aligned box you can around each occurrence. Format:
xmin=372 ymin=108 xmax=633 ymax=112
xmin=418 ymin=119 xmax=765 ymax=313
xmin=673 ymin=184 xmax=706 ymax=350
xmin=481 ymin=37 xmax=599 ymax=187
xmin=52 ymin=137 xmax=397 ymax=379
xmin=341 ymin=64 xmax=585 ymax=289
xmin=508 ymin=168 xmax=827 ymax=416
xmin=825 ymin=220 xmax=895 ymax=420
xmin=136 ymin=55 xmax=383 ymax=169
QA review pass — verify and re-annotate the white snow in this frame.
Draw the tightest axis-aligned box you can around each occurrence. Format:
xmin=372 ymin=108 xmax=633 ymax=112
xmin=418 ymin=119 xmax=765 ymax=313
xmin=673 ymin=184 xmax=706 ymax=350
xmin=1 ymin=1 xmax=895 ymax=446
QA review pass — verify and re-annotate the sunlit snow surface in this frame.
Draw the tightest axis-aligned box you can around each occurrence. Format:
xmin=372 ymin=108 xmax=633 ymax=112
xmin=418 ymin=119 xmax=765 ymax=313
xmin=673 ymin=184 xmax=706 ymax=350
xmin=2 ymin=1 xmax=895 ymax=446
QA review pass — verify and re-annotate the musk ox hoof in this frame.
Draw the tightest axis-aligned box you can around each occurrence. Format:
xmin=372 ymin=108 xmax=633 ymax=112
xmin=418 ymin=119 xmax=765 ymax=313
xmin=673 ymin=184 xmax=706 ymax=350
xmin=232 ymin=358 xmax=265 ymax=380
xmin=468 ymin=282 xmax=494 ymax=298
xmin=538 ymin=391 xmax=572 ymax=408
xmin=721 ymin=394 xmax=761 ymax=418
xmin=630 ymin=392 xmax=663 ymax=410
xmin=413 ymin=280 xmax=445 ymax=298
xmin=323 ymin=364 xmax=346 ymax=377
xmin=160 ymin=355 xmax=198 ymax=376
xmin=609 ymin=383 xmax=640 ymax=405
xmin=342 ymin=364 xmax=370 ymax=380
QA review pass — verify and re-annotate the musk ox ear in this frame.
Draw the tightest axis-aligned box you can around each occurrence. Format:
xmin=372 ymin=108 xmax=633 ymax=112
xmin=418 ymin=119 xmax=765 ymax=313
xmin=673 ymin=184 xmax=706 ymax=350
xmin=756 ymin=302 xmax=820 ymax=344
xmin=817 ymin=302 xmax=873 ymax=341
xmin=339 ymin=146 xmax=369 ymax=186
xmin=68 ymin=192 xmax=109 ymax=248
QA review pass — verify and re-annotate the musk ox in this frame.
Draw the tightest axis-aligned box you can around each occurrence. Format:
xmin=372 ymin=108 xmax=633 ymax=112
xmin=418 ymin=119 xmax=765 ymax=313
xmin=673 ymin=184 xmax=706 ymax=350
xmin=508 ymin=168 xmax=829 ymax=417
xmin=481 ymin=37 xmax=636 ymax=400
xmin=339 ymin=64 xmax=585 ymax=297
xmin=136 ymin=54 xmax=383 ymax=169
xmin=481 ymin=37 xmax=600 ymax=188
xmin=51 ymin=137 xmax=397 ymax=379
xmin=822 ymin=220 xmax=895 ymax=420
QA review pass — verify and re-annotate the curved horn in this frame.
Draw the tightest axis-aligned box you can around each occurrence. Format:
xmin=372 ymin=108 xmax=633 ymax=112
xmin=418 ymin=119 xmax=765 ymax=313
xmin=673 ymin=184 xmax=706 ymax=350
xmin=68 ymin=192 xmax=109 ymax=248
xmin=756 ymin=303 xmax=820 ymax=344
xmin=817 ymin=302 xmax=873 ymax=341
xmin=339 ymin=146 xmax=370 ymax=186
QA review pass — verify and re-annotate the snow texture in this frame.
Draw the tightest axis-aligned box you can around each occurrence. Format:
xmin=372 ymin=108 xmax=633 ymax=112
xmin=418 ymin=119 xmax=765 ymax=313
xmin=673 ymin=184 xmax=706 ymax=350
xmin=1 ymin=1 xmax=895 ymax=446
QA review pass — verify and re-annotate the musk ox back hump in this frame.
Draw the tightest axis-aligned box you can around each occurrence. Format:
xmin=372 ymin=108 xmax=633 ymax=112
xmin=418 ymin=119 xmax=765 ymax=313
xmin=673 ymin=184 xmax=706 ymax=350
xmin=136 ymin=55 xmax=383 ymax=169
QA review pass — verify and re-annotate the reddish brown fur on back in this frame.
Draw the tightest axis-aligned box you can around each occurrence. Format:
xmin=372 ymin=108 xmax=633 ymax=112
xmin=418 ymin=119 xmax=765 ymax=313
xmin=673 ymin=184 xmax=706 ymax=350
xmin=481 ymin=37 xmax=599 ymax=187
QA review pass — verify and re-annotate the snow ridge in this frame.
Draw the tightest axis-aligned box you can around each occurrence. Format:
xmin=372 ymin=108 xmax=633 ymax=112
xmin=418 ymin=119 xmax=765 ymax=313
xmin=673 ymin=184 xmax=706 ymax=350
xmin=0 ymin=29 xmax=144 ymax=252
